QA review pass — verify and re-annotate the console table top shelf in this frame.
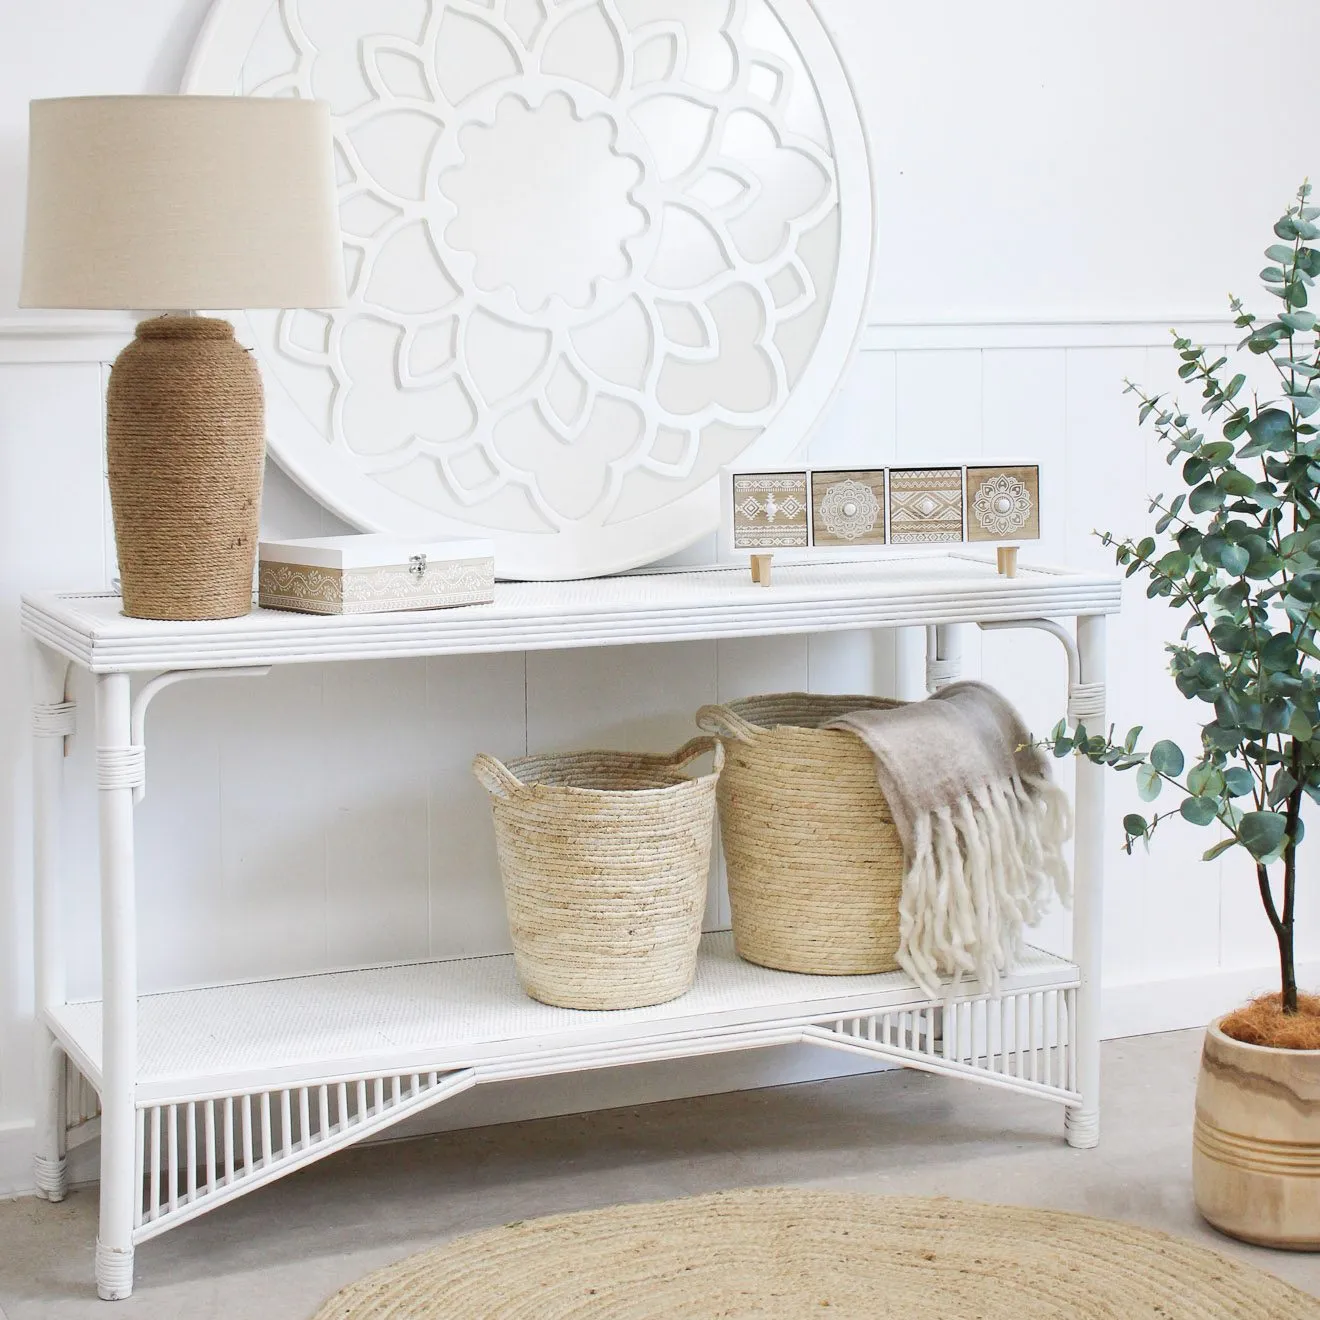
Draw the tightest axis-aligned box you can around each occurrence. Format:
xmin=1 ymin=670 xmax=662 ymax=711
xmin=22 ymin=551 xmax=1121 ymax=672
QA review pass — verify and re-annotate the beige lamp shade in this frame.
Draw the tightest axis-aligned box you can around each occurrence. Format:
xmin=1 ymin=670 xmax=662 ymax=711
xmin=20 ymin=95 xmax=346 ymax=310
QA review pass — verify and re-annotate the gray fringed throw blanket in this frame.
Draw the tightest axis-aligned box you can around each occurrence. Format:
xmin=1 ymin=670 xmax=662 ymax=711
xmin=829 ymin=681 xmax=1072 ymax=997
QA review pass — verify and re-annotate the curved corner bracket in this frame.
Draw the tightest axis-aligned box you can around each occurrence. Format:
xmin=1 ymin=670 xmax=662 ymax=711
xmin=978 ymin=619 xmax=1105 ymax=730
xmin=978 ymin=618 xmax=1080 ymax=691
xmin=128 ymin=667 xmax=271 ymax=804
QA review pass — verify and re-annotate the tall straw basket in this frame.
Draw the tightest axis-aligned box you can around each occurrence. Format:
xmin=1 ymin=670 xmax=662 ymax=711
xmin=472 ymin=738 xmax=724 ymax=1011
xmin=696 ymin=694 xmax=906 ymax=975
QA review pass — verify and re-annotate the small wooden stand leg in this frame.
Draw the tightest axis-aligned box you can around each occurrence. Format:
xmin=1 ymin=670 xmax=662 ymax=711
xmin=750 ymin=554 xmax=773 ymax=586
xmin=996 ymin=546 xmax=1019 ymax=578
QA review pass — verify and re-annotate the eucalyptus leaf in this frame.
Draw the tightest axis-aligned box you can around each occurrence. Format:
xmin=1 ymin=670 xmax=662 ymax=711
xmin=1245 ymin=408 xmax=1294 ymax=448
xmin=1149 ymin=740 xmax=1185 ymax=777
xmin=1136 ymin=763 xmax=1163 ymax=802
xmin=1219 ymin=544 xmax=1250 ymax=575
xmin=1180 ymin=796 xmax=1219 ymax=826
xmin=1239 ymin=811 xmax=1287 ymax=859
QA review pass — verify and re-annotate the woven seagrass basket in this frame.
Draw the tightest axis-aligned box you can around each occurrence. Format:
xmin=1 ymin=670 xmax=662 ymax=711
xmin=472 ymin=738 xmax=724 ymax=1010
xmin=696 ymin=694 xmax=905 ymax=975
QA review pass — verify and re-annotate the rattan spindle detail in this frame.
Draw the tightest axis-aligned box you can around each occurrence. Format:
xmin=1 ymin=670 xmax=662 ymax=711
xmin=697 ymin=693 xmax=905 ymax=976
xmin=474 ymin=738 xmax=724 ymax=1011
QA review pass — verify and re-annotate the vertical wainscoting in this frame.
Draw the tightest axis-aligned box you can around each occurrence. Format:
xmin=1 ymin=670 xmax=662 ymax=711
xmin=5 ymin=318 xmax=1312 ymax=1181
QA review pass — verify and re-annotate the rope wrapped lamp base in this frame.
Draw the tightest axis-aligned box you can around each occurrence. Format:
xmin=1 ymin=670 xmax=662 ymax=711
xmin=310 ymin=1187 xmax=1320 ymax=1319
xmin=106 ymin=315 xmax=264 ymax=621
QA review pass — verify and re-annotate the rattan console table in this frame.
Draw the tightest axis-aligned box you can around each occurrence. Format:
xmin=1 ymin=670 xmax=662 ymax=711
xmin=22 ymin=551 xmax=1120 ymax=1299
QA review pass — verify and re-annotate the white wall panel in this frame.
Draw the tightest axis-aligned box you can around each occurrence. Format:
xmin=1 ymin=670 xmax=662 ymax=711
xmin=0 ymin=363 xmax=107 ymax=1117
xmin=824 ymin=1 xmax=1317 ymax=323
xmin=426 ymin=652 xmax=529 ymax=960
xmin=1061 ymin=345 xmax=1152 ymax=984
xmin=323 ymin=660 xmax=432 ymax=967
xmin=809 ymin=349 xmax=897 ymax=469
xmin=895 ymin=350 xmax=983 ymax=465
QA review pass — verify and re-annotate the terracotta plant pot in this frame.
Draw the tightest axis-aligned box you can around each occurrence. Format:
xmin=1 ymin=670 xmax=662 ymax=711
xmin=1193 ymin=1018 xmax=1320 ymax=1249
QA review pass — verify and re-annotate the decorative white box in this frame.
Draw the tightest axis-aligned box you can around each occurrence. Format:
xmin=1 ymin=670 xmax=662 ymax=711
xmin=258 ymin=535 xmax=495 ymax=615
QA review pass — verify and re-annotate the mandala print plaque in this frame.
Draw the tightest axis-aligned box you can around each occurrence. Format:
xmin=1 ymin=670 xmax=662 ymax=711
xmin=810 ymin=470 xmax=884 ymax=545
xmin=888 ymin=469 xmax=964 ymax=544
xmin=732 ymin=472 xmax=809 ymax=548
xmin=966 ymin=466 xmax=1040 ymax=542
xmin=185 ymin=0 xmax=875 ymax=580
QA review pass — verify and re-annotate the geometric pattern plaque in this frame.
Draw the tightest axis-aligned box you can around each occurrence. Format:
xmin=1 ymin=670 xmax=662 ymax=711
xmin=732 ymin=472 xmax=809 ymax=550
xmin=966 ymin=465 xmax=1040 ymax=542
xmin=184 ymin=1 xmax=877 ymax=580
xmin=888 ymin=468 xmax=964 ymax=544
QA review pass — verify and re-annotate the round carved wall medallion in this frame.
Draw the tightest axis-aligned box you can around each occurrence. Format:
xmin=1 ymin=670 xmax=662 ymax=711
xmin=186 ymin=0 xmax=874 ymax=579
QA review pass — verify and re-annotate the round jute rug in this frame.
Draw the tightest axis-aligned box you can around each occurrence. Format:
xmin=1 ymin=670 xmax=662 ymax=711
xmin=310 ymin=1187 xmax=1320 ymax=1318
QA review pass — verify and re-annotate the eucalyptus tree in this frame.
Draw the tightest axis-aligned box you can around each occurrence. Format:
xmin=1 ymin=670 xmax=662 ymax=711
xmin=1051 ymin=184 xmax=1320 ymax=1014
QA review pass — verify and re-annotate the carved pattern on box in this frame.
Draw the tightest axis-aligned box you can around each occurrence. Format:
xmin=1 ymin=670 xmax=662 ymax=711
xmin=967 ymin=466 xmax=1040 ymax=542
xmin=888 ymin=469 xmax=964 ymax=544
xmin=258 ymin=559 xmax=496 ymax=615
xmin=732 ymin=473 xmax=809 ymax=549
xmin=811 ymin=471 xmax=885 ymax=545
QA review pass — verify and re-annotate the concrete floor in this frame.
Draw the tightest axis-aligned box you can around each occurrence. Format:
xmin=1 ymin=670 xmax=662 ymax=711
xmin=1 ymin=1028 xmax=1316 ymax=1318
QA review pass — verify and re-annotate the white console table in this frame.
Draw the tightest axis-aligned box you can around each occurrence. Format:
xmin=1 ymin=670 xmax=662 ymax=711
xmin=22 ymin=551 xmax=1119 ymax=1300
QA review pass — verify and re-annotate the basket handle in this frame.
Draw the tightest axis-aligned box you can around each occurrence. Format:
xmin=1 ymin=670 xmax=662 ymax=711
xmin=663 ymin=734 xmax=726 ymax=775
xmin=472 ymin=753 xmax=524 ymax=798
xmin=695 ymin=703 xmax=762 ymax=744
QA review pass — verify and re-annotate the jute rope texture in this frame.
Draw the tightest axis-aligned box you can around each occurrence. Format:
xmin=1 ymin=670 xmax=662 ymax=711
xmin=697 ymin=693 xmax=905 ymax=975
xmin=106 ymin=316 xmax=264 ymax=621
xmin=473 ymin=738 xmax=723 ymax=1010
xmin=310 ymin=1187 xmax=1320 ymax=1319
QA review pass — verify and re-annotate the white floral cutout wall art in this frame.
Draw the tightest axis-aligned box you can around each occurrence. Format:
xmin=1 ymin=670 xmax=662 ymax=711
xmin=186 ymin=0 xmax=874 ymax=578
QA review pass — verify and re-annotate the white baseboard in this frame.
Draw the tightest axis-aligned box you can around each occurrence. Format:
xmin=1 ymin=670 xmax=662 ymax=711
xmin=1100 ymin=960 xmax=1319 ymax=1041
xmin=0 ymin=1121 xmax=38 ymax=1201
xmin=2 ymin=960 xmax=1302 ymax=1201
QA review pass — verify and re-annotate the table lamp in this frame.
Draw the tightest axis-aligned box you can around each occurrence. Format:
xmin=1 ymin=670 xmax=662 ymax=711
xmin=20 ymin=95 xmax=346 ymax=620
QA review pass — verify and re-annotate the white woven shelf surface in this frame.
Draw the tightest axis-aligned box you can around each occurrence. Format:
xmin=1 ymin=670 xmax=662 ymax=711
xmin=22 ymin=552 xmax=1120 ymax=672
xmin=48 ymin=932 xmax=1078 ymax=1103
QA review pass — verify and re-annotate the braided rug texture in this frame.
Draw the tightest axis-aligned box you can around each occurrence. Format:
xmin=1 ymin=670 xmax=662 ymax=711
xmin=310 ymin=1187 xmax=1320 ymax=1318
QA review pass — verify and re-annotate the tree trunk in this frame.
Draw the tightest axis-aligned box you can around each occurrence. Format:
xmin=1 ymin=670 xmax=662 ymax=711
xmin=1281 ymin=807 xmax=1300 ymax=1015
xmin=1279 ymin=774 xmax=1304 ymax=1015
xmin=1278 ymin=906 xmax=1299 ymax=1015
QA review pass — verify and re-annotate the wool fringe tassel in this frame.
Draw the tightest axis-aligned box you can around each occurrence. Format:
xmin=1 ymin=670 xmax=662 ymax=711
xmin=898 ymin=772 xmax=1073 ymax=999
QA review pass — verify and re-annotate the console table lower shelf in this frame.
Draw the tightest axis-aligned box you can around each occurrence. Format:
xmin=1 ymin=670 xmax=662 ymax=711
xmin=47 ymin=932 xmax=1081 ymax=1248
